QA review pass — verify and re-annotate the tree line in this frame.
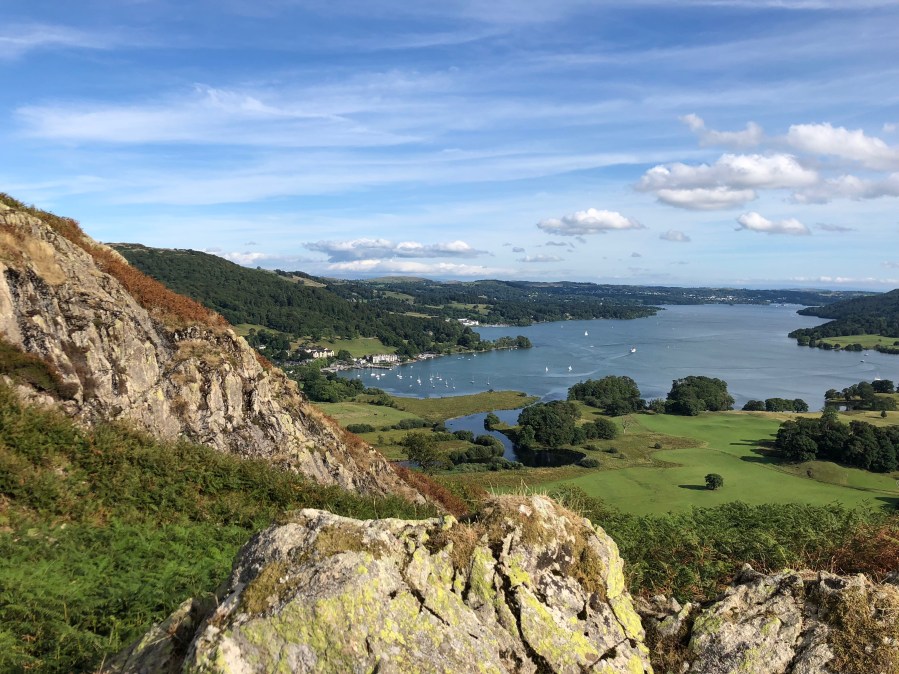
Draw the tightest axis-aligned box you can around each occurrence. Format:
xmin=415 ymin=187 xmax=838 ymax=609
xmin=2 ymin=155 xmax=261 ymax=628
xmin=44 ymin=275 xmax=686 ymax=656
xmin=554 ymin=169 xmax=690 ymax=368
xmin=775 ymin=408 xmax=899 ymax=473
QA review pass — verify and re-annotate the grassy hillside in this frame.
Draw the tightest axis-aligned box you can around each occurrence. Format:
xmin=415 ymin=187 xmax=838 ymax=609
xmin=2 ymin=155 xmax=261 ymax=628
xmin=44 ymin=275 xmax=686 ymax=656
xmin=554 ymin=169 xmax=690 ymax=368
xmin=0 ymin=384 xmax=438 ymax=673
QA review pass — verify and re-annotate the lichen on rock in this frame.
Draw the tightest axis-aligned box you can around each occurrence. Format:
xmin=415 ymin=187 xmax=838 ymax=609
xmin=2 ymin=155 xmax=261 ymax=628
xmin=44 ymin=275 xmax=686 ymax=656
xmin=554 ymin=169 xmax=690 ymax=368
xmin=108 ymin=495 xmax=653 ymax=674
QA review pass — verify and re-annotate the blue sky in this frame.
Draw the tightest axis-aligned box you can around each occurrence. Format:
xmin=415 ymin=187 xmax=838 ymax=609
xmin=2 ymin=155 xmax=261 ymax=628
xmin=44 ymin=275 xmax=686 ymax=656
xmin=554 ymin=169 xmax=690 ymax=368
xmin=3 ymin=0 xmax=899 ymax=289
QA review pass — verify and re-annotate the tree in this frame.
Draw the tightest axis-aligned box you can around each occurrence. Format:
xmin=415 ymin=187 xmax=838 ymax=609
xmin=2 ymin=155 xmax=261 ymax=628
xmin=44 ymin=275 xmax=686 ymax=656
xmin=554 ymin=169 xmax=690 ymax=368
xmin=517 ymin=401 xmax=580 ymax=448
xmin=872 ymin=379 xmax=895 ymax=394
xmin=666 ymin=376 xmax=733 ymax=416
xmin=568 ymin=376 xmax=643 ymax=416
xmin=705 ymin=473 xmax=724 ymax=490
xmin=742 ymin=400 xmax=765 ymax=411
xmin=336 ymin=349 xmax=354 ymax=363
xmin=401 ymin=432 xmax=449 ymax=473
xmin=484 ymin=412 xmax=501 ymax=431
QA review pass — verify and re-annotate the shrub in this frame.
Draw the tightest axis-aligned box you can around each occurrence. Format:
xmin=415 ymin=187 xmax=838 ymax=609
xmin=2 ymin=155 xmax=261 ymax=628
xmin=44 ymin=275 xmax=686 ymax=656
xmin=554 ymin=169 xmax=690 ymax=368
xmin=577 ymin=457 xmax=600 ymax=468
xmin=345 ymin=423 xmax=376 ymax=434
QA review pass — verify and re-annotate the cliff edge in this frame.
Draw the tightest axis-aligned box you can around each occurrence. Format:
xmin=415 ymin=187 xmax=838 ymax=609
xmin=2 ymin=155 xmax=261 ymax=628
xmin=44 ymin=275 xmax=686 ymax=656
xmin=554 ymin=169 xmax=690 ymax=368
xmin=0 ymin=197 xmax=417 ymax=499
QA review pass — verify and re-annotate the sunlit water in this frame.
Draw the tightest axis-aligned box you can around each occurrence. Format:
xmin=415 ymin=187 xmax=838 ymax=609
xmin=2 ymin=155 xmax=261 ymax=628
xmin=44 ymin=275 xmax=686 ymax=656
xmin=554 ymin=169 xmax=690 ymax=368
xmin=340 ymin=304 xmax=899 ymax=410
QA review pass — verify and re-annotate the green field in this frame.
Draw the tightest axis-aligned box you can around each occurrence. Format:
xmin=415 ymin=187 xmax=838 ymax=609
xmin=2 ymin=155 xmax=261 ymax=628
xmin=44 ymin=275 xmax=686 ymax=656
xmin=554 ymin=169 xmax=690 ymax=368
xmin=392 ymin=390 xmax=538 ymax=423
xmin=540 ymin=412 xmax=899 ymax=515
xmin=820 ymin=334 xmax=899 ymax=349
xmin=317 ymin=336 xmax=395 ymax=357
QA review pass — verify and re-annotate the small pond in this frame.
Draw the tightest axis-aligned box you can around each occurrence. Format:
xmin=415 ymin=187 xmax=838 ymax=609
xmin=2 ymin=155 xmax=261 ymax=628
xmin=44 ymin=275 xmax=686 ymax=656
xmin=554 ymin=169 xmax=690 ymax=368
xmin=444 ymin=408 xmax=584 ymax=467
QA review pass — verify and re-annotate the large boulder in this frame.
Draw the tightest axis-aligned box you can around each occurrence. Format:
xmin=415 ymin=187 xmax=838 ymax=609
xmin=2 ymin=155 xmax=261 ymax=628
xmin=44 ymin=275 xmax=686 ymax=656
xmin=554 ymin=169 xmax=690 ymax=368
xmin=108 ymin=495 xmax=653 ymax=673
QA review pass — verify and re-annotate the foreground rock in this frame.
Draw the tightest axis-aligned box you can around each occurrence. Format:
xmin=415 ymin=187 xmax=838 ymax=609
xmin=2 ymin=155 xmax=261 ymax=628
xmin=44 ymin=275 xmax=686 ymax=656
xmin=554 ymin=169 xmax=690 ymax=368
xmin=108 ymin=495 xmax=653 ymax=673
xmin=0 ymin=200 xmax=416 ymax=498
xmin=640 ymin=565 xmax=899 ymax=674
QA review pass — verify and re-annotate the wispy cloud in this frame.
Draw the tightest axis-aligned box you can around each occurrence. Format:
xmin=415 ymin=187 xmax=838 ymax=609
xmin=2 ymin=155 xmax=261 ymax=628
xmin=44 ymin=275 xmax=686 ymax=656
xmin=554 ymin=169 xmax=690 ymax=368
xmin=518 ymin=254 xmax=563 ymax=263
xmin=0 ymin=23 xmax=124 ymax=59
xmin=306 ymin=238 xmax=487 ymax=261
xmin=324 ymin=259 xmax=510 ymax=276
xmin=816 ymin=223 xmax=855 ymax=232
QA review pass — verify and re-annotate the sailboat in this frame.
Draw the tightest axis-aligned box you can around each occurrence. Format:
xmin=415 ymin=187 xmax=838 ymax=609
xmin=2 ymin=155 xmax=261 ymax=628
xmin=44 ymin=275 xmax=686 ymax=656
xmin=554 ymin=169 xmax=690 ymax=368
xmin=584 ymin=330 xmax=588 ymax=336
xmin=568 ymin=365 xmax=572 ymax=372
xmin=630 ymin=346 xmax=637 ymax=353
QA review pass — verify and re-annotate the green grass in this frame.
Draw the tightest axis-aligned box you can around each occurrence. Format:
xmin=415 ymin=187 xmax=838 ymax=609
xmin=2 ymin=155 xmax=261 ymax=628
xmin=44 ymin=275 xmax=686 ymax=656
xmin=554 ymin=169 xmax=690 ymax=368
xmin=541 ymin=412 xmax=899 ymax=515
xmin=0 ymin=384 xmax=436 ymax=673
xmin=317 ymin=336 xmax=395 ymax=357
xmin=820 ymin=334 xmax=899 ymax=348
xmin=315 ymin=402 xmax=423 ymax=429
xmin=392 ymin=390 xmax=538 ymax=424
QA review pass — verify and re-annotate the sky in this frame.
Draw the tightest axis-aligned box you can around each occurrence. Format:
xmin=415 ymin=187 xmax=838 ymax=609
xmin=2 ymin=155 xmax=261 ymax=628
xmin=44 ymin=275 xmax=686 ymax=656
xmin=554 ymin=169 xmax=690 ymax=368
xmin=3 ymin=1 xmax=899 ymax=289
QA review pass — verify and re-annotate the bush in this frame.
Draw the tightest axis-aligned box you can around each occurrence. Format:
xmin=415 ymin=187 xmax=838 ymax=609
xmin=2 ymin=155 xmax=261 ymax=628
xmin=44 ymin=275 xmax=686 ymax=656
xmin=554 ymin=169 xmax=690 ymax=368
xmin=577 ymin=457 xmax=600 ymax=468
xmin=345 ymin=423 xmax=375 ymax=434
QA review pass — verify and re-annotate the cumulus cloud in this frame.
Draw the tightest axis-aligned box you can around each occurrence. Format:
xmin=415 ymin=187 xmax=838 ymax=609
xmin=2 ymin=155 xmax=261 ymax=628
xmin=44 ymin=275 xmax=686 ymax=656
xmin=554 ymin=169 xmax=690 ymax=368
xmin=659 ymin=230 xmax=691 ymax=242
xmin=631 ymin=252 xmax=642 ymax=257
xmin=791 ymin=275 xmax=899 ymax=286
xmin=544 ymin=240 xmax=570 ymax=247
xmin=736 ymin=212 xmax=810 ymax=236
xmin=786 ymin=123 xmax=899 ymax=171
xmin=326 ymin=259 xmax=507 ymax=276
xmin=816 ymin=223 xmax=855 ymax=232
xmin=536 ymin=208 xmax=643 ymax=236
xmin=305 ymin=238 xmax=487 ymax=261
xmin=681 ymin=114 xmax=764 ymax=148
xmin=654 ymin=187 xmax=757 ymax=210
xmin=512 ymin=246 xmax=525 ymax=253
xmin=518 ymin=254 xmax=563 ymax=263
xmin=882 ymin=261 xmax=899 ymax=269
xmin=637 ymin=153 xmax=816 ymax=210
xmin=792 ymin=173 xmax=899 ymax=204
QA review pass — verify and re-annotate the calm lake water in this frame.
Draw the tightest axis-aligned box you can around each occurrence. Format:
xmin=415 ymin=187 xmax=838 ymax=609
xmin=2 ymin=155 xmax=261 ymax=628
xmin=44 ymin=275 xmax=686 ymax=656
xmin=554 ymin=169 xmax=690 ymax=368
xmin=340 ymin=304 xmax=899 ymax=410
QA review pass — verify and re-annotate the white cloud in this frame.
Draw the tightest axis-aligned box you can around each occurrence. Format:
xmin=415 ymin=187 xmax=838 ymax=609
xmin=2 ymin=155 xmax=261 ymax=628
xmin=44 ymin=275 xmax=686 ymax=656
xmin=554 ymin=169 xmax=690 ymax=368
xmin=638 ymin=153 xmax=818 ymax=191
xmin=681 ymin=114 xmax=764 ymax=148
xmin=659 ymin=230 xmax=691 ymax=242
xmin=736 ymin=212 xmax=810 ymax=236
xmin=631 ymin=252 xmax=642 ymax=257
xmin=882 ymin=261 xmax=899 ymax=269
xmin=305 ymin=238 xmax=487 ymax=261
xmin=637 ymin=153 xmax=817 ymax=210
xmin=518 ymin=254 xmax=564 ymax=263
xmin=655 ymin=187 xmax=758 ymax=210
xmin=792 ymin=173 xmax=899 ymax=203
xmin=512 ymin=246 xmax=525 ymax=252
xmin=536 ymin=208 xmax=644 ymax=236
xmin=544 ymin=240 xmax=570 ymax=247
xmin=325 ymin=259 xmax=508 ymax=276
xmin=786 ymin=123 xmax=899 ymax=170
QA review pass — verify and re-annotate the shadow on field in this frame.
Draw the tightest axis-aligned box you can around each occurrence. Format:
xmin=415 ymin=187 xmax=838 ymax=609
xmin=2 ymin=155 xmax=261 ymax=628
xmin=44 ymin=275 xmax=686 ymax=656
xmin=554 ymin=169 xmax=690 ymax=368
xmin=875 ymin=496 xmax=899 ymax=510
xmin=678 ymin=484 xmax=710 ymax=491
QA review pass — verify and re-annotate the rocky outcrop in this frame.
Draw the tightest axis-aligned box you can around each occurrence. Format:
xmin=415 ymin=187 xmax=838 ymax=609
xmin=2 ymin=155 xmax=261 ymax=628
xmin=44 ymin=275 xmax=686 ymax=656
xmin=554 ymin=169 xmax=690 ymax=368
xmin=107 ymin=495 xmax=654 ymax=674
xmin=639 ymin=565 xmax=899 ymax=674
xmin=0 ymin=201 xmax=417 ymax=499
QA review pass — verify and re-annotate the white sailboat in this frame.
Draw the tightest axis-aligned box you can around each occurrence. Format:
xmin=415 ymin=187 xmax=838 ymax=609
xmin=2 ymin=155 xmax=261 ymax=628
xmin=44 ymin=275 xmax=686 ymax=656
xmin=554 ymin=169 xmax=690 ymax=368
xmin=630 ymin=346 xmax=637 ymax=353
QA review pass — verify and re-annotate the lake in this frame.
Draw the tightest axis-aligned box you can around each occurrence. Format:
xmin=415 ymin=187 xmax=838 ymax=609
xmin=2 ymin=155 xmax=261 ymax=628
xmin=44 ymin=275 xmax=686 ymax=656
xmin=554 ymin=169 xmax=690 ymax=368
xmin=340 ymin=304 xmax=899 ymax=409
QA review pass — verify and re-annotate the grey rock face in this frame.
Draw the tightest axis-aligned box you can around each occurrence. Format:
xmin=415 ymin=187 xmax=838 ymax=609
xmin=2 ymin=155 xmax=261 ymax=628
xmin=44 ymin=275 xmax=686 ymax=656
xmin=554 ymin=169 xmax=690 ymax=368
xmin=640 ymin=565 xmax=899 ymax=674
xmin=109 ymin=495 xmax=654 ymax=674
xmin=0 ymin=206 xmax=418 ymax=498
